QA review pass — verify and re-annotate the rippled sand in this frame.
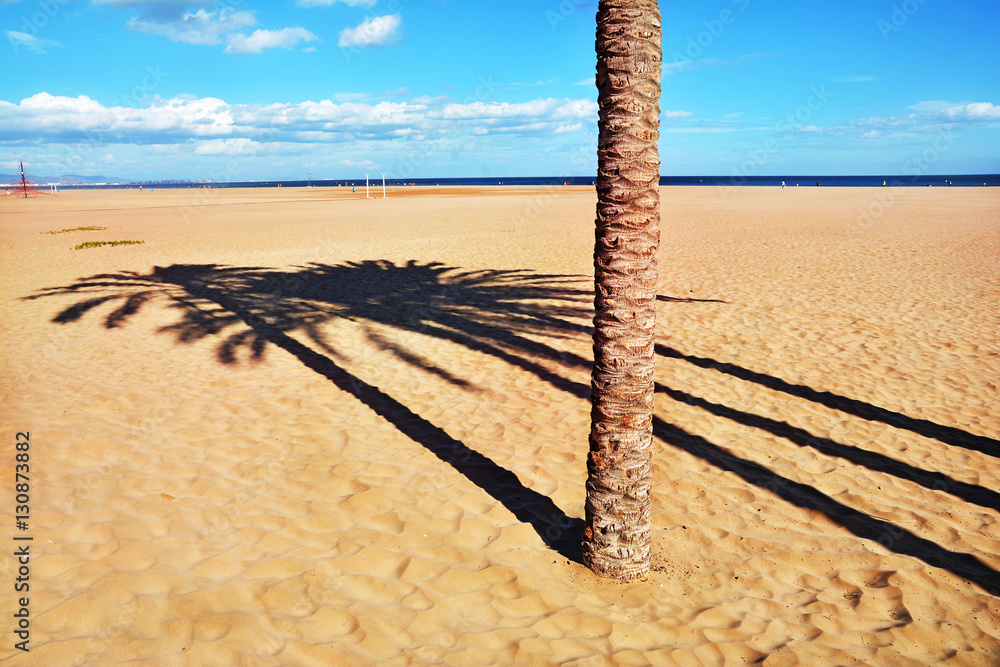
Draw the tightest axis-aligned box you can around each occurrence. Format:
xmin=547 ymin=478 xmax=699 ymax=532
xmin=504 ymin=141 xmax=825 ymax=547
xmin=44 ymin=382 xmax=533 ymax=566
xmin=1 ymin=185 xmax=998 ymax=665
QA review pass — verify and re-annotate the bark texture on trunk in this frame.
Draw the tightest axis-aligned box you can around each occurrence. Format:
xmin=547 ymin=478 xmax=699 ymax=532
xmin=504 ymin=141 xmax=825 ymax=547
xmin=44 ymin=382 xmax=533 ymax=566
xmin=584 ymin=0 xmax=661 ymax=580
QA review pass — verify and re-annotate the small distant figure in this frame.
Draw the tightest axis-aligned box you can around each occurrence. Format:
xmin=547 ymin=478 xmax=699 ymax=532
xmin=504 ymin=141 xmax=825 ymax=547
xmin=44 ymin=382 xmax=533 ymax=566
xmin=948 ymin=180 xmax=952 ymax=186
xmin=984 ymin=182 xmax=988 ymax=187
xmin=352 ymin=186 xmax=356 ymax=193
xmin=883 ymin=180 xmax=887 ymax=187
xmin=816 ymin=181 xmax=820 ymax=187
xmin=781 ymin=181 xmax=785 ymax=188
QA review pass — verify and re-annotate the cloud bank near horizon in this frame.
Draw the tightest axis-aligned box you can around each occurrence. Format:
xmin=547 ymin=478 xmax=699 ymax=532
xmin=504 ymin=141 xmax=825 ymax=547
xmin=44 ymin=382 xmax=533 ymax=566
xmin=2 ymin=88 xmax=995 ymax=179
xmin=0 ymin=92 xmax=599 ymax=144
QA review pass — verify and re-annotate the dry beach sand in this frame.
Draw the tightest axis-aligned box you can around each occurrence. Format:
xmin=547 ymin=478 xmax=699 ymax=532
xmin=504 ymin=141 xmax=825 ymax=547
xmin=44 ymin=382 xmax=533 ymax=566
xmin=1 ymin=185 xmax=998 ymax=665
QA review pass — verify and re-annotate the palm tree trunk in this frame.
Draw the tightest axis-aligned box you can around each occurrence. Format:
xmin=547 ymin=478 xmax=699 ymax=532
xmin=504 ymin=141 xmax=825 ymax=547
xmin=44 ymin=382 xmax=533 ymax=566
xmin=584 ymin=0 xmax=661 ymax=580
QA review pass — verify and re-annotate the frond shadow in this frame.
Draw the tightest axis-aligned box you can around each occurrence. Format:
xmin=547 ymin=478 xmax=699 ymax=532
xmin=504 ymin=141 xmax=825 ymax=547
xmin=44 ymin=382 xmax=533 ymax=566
xmin=657 ymin=384 xmax=1000 ymax=513
xmin=33 ymin=262 xmax=995 ymax=585
xmin=657 ymin=344 xmax=1000 ymax=460
xmin=27 ymin=259 xmax=592 ymax=560
xmin=653 ymin=417 xmax=1000 ymax=595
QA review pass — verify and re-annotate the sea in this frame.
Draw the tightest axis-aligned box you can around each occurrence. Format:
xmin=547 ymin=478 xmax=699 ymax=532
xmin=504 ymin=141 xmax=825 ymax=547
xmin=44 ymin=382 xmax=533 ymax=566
xmin=60 ymin=174 xmax=999 ymax=190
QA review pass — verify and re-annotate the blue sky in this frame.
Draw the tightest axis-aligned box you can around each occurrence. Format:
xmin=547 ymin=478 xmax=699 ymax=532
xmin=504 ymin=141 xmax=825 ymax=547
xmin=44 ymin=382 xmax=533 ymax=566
xmin=2 ymin=0 xmax=998 ymax=181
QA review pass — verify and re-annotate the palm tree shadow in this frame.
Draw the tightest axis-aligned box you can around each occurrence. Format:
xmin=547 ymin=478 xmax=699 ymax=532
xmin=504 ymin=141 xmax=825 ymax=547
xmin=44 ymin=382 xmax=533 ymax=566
xmin=27 ymin=260 xmax=592 ymax=561
xmin=657 ymin=384 xmax=1000 ymax=513
xmin=656 ymin=345 xmax=1000 ymax=459
xmin=652 ymin=417 xmax=1000 ymax=595
xmin=35 ymin=263 xmax=995 ymax=583
xmin=540 ymin=304 xmax=1000 ymax=589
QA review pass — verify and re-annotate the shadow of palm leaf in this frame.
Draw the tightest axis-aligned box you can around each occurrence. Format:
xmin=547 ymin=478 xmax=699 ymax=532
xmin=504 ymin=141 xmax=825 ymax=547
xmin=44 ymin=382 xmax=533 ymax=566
xmin=27 ymin=262 xmax=1000 ymax=586
xmin=33 ymin=260 xmax=593 ymax=367
xmin=656 ymin=344 xmax=1000 ymax=459
xmin=28 ymin=259 xmax=593 ymax=559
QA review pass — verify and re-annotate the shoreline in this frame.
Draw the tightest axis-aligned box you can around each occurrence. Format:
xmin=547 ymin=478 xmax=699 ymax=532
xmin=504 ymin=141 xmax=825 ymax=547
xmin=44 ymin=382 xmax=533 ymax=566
xmin=11 ymin=172 xmax=998 ymax=192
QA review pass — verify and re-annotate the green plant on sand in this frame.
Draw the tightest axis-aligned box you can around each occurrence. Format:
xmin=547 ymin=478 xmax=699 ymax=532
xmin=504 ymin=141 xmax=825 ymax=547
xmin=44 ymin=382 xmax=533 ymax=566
xmin=74 ymin=240 xmax=145 ymax=250
xmin=44 ymin=226 xmax=107 ymax=234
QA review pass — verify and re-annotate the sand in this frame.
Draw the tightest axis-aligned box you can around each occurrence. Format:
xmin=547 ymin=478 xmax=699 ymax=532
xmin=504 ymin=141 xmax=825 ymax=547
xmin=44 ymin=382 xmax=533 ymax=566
xmin=1 ymin=184 xmax=998 ymax=665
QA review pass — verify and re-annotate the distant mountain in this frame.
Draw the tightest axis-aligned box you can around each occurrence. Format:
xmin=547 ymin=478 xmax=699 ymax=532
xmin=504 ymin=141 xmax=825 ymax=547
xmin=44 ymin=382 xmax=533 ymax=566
xmin=0 ymin=172 xmax=130 ymax=185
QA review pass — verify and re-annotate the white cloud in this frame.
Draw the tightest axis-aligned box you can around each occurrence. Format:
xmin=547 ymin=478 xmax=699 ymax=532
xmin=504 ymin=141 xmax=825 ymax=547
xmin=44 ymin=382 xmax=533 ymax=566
xmin=662 ymin=110 xmax=694 ymax=119
xmin=338 ymin=14 xmax=402 ymax=48
xmin=800 ymin=100 xmax=1000 ymax=138
xmin=0 ymin=93 xmax=599 ymax=146
xmin=194 ymin=138 xmax=262 ymax=155
xmin=339 ymin=159 xmax=376 ymax=168
xmin=938 ymin=102 xmax=1000 ymax=122
xmin=112 ymin=4 xmax=317 ymax=55
xmin=411 ymin=95 xmax=449 ymax=106
xmin=863 ymin=101 xmax=1000 ymax=130
xmin=437 ymin=98 xmax=597 ymax=122
xmin=907 ymin=100 xmax=951 ymax=114
xmin=224 ymin=27 xmax=319 ymax=54
xmin=5 ymin=31 xmax=63 ymax=53
xmin=298 ymin=0 xmax=375 ymax=6
xmin=126 ymin=8 xmax=256 ymax=45
xmin=0 ymin=92 xmax=236 ymax=142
